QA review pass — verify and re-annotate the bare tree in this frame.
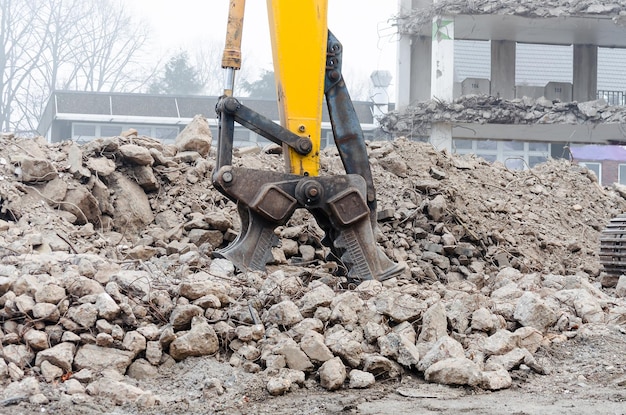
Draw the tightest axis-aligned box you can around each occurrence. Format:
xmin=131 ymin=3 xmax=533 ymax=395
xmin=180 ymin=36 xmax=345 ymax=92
xmin=68 ymin=0 xmax=154 ymax=92
xmin=0 ymin=1 xmax=47 ymax=132
xmin=193 ymin=41 xmax=225 ymax=96
xmin=192 ymin=37 xmax=252 ymax=96
xmin=0 ymin=0 xmax=159 ymax=133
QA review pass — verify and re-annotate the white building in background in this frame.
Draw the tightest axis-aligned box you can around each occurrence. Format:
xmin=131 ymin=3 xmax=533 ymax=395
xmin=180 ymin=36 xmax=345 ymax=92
xmin=395 ymin=0 xmax=626 ymax=177
xmin=37 ymin=90 xmax=389 ymax=148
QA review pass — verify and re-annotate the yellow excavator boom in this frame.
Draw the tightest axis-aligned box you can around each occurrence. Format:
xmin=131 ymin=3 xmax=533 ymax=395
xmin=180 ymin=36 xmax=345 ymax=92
xmin=266 ymin=0 xmax=328 ymax=176
xmin=214 ymin=0 xmax=404 ymax=281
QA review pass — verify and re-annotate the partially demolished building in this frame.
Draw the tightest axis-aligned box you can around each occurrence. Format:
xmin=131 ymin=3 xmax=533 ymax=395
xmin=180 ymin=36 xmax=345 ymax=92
xmin=389 ymin=0 xmax=626 ymax=184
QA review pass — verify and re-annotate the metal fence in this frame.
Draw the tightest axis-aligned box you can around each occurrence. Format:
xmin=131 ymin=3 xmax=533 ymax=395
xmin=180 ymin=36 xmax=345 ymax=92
xmin=597 ymin=90 xmax=625 ymax=105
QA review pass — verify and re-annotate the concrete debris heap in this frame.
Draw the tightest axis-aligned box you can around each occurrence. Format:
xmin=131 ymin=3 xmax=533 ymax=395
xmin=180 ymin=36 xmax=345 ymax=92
xmin=395 ymin=0 xmax=626 ymax=35
xmin=379 ymin=95 xmax=626 ymax=137
xmin=1 ymin=117 xmax=626 ymax=410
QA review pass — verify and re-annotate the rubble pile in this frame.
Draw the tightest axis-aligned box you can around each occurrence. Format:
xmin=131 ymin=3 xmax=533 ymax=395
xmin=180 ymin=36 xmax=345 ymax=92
xmin=395 ymin=0 xmax=626 ymax=35
xmin=1 ymin=120 xmax=626 ymax=410
xmin=379 ymin=96 xmax=626 ymax=137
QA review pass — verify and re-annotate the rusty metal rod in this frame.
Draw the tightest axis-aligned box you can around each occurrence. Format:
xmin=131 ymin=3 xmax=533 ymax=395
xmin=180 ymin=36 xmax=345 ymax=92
xmin=221 ymin=0 xmax=246 ymax=96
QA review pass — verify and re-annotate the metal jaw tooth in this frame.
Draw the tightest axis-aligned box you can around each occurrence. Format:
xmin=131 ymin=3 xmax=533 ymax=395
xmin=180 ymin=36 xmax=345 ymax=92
xmin=213 ymin=207 xmax=277 ymax=272
xmin=335 ymin=226 xmax=406 ymax=282
xmin=335 ymin=227 xmax=374 ymax=280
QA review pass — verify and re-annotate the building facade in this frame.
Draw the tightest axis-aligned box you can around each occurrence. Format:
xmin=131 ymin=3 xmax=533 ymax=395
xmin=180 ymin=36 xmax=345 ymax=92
xmin=394 ymin=0 xmax=626 ymax=179
xmin=37 ymin=91 xmax=388 ymax=149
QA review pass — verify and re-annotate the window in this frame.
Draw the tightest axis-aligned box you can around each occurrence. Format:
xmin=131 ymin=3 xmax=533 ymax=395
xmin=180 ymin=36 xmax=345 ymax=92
xmin=101 ymin=125 xmax=123 ymax=137
xmin=504 ymin=158 xmax=525 ymax=170
xmin=452 ymin=140 xmax=550 ymax=170
xmin=209 ymin=126 xmax=219 ymax=140
xmin=322 ymin=130 xmax=333 ymax=149
xmin=453 ymin=139 xmax=472 ymax=150
xmin=579 ymin=162 xmax=602 ymax=183
xmin=619 ymin=164 xmax=626 ymax=185
xmin=529 ymin=142 xmax=549 ymax=152
xmin=135 ymin=127 xmax=152 ymax=136
xmin=503 ymin=141 xmax=524 ymax=151
xmin=72 ymin=123 xmax=186 ymax=143
xmin=154 ymin=127 xmax=179 ymax=141
xmin=477 ymin=154 xmax=497 ymax=163
xmin=477 ymin=140 xmax=497 ymax=150
xmin=528 ymin=155 xmax=549 ymax=167
xmin=233 ymin=128 xmax=253 ymax=146
xmin=72 ymin=123 xmax=96 ymax=139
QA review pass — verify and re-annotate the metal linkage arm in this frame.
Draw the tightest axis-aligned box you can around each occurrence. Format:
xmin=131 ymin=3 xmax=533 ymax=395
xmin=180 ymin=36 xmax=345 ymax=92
xmin=214 ymin=96 xmax=313 ymax=172
xmin=213 ymin=165 xmax=404 ymax=281
xmin=324 ymin=31 xmax=377 ymax=211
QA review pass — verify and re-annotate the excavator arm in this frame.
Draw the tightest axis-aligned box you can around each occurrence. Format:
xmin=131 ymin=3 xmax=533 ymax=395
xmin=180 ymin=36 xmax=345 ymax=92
xmin=212 ymin=0 xmax=404 ymax=281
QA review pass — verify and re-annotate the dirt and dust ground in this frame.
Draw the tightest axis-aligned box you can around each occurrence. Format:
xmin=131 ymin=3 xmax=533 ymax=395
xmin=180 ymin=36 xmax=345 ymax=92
xmin=32 ymin=327 xmax=626 ymax=415
xmin=0 ymin=131 xmax=625 ymax=415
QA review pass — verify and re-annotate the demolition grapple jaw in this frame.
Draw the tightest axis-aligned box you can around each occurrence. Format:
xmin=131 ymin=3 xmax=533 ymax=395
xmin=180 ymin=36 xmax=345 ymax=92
xmin=212 ymin=167 xmax=405 ymax=282
xmin=212 ymin=27 xmax=405 ymax=282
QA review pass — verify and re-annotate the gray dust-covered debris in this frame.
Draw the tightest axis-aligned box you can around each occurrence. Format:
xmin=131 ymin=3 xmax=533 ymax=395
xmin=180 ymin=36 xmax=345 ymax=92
xmin=388 ymin=2 xmax=626 ymax=141
xmin=395 ymin=0 xmax=626 ymax=35
xmin=379 ymin=95 xmax=626 ymax=137
xmin=0 ymin=131 xmax=625 ymax=412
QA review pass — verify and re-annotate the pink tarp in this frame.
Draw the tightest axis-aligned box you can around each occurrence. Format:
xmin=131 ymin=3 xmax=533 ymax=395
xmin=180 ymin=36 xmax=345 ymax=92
xmin=570 ymin=145 xmax=626 ymax=161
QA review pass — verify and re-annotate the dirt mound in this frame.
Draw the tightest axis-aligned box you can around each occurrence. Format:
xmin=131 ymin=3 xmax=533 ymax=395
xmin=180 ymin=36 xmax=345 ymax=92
xmin=0 ymin=131 xmax=625 ymax=413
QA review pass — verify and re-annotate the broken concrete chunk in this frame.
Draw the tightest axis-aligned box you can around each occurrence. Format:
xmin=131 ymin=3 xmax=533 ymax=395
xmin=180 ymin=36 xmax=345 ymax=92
xmin=319 ymin=357 xmax=346 ymax=390
xmin=300 ymin=330 xmax=334 ymax=363
xmin=274 ymin=338 xmax=314 ymax=372
xmin=325 ymin=328 xmax=363 ymax=368
xmin=169 ymin=317 xmax=219 ymax=361
xmin=514 ymin=292 xmax=557 ymax=331
xmin=35 ymin=342 xmax=75 ymax=372
xmin=418 ymin=301 xmax=448 ymax=343
xmin=480 ymin=368 xmax=512 ymax=390
xmin=175 ymin=115 xmax=212 ymax=157
xmin=424 ymin=357 xmax=481 ymax=387
xmin=348 ymin=369 xmax=376 ymax=389
xmin=132 ymin=165 xmax=159 ymax=191
xmin=417 ymin=336 xmax=465 ymax=372
xmin=298 ymin=283 xmax=336 ymax=317
xmin=427 ymin=195 xmax=447 ymax=221
xmin=86 ymin=157 xmax=116 ymax=176
xmin=378 ymin=332 xmax=420 ymax=367
xmin=265 ymin=300 xmax=304 ymax=327
xmin=108 ymin=172 xmax=154 ymax=231
xmin=482 ymin=329 xmax=519 ymax=356
xmin=74 ymin=344 xmax=134 ymax=373
xmin=86 ymin=378 xmax=157 ymax=407
xmin=61 ymin=187 xmax=101 ymax=225
xmin=373 ymin=291 xmax=425 ymax=322
xmin=119 ymin=144 xmax=154 ymax=166
xmin=19 ymin=156 xmax=57 ymax=182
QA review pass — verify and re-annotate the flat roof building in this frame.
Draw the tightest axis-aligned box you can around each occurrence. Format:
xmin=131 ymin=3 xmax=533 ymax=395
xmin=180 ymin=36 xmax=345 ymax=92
xmin=38 ymin=91 xmax=389 ymax=149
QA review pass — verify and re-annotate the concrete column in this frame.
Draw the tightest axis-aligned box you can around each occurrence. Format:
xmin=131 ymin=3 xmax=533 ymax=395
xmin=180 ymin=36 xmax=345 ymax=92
xmin=491 ymin=40 xmax=516 ymax=99
xmin=573 ymin=45 xmax=597 ymax=102
xmin=411 ymin=36 xmax=432 ymax=102
xmin=430 ymin=14 xmax=454 ymax=152
xmin=397 ymin=0 xmax=433 ymax=110
xmin=396 ymin=0 xmax=414 ymax=110
xmin=396 ymin=37 xmax=412 ymax=108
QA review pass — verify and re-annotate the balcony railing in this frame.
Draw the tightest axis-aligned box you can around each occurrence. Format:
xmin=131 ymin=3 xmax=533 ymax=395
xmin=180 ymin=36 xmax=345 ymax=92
xmin=597 ymin=90 xmax=625 ymax=105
